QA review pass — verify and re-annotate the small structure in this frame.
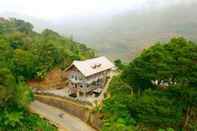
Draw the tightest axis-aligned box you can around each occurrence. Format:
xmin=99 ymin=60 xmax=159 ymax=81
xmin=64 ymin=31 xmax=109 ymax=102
xmin=64 ymin=56 xmax=115 ymax=97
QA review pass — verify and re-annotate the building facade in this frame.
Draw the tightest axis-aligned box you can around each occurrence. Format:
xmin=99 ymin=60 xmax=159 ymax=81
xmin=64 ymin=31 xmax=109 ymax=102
xmin=64 ymin=56 xmax=115 ymax=97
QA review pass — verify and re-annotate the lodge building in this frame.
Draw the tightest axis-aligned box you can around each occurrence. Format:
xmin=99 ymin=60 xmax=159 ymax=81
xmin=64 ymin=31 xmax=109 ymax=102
xmin=64 ymin=56 xmax=115 ymax=97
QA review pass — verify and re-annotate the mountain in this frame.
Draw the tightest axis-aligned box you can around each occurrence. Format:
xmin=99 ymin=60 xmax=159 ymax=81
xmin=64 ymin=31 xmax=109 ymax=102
xmin=55 ymin=2 xmax=197 ymax=61
xmin=0 ymin=12 xmax=54 ymax=32
xmin=1 ymin=2 xmax=197 ymax=61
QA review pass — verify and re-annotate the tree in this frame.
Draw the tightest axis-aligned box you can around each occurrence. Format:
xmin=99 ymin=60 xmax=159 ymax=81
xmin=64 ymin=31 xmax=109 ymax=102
xmin=12 ymin=49 xmax=36 ymax=80
xmin=10 ymin=18 xmax=33 ymax=34
xmin=122 ymin=37 xmax=197 ymax=93
xmin=114 ymin=59 xmax=124 ymax=70
xmin=128 ymin=89 xmax=182 ymax=128
xmin=0 ymin=36 xmax=14 ymax=69
xmin=120 ymin=37 xmax=197 ymax=129
xmin=31 ymin=43 xmax=62 ymax=79
xmin=166 ymin=86 xmax=197 ymax=128
xmin=15 ymin=82 xmax=33 ymax=108
xmin=0 ymin=68 xmax=16 ymax=107
xmin=102 ymin=76 xmax=135 ymax=131
xmin=8 ymin=31 xmax=33 ymax=50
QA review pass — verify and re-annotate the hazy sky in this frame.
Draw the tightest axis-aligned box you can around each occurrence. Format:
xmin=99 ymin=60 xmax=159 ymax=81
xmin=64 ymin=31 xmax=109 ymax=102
xmin=0 ymin=0 xmax=195 ymax=20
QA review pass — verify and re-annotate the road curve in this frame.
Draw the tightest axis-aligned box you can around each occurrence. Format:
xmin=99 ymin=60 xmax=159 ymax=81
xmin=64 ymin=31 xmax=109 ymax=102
xmin=30 ymin=101 xmax=96 ymax=131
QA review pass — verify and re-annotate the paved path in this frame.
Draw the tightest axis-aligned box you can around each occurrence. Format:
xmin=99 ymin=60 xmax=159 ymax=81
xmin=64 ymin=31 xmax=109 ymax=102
xmin=30 ymin=101 xmax=96 ymax=131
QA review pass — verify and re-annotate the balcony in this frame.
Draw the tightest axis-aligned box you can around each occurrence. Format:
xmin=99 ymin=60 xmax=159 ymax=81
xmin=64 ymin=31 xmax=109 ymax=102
xmin=69 ymin=78 xmax=83 ymax=84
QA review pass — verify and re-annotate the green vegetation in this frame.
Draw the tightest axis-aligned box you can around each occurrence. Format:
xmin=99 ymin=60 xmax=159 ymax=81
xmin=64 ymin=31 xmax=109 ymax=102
xmin=0 ymin=18 xmax=94 ymax=80
xmin=1 ymin=17 xmax=196 ymax=131
xmin=102 ymin=37 xmax=197 ymax=131
xmin=114 ymin=59 xmax=125 ymax=70
xmin=0 ymin=68 xmax=56 ymax=130
xmin=0 ymin=18 xmax=94 ymax=130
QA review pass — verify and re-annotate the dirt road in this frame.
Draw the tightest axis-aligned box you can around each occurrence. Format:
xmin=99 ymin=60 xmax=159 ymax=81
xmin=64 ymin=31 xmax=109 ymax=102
xmin=30 ymin=101 xmax=96 ymax=131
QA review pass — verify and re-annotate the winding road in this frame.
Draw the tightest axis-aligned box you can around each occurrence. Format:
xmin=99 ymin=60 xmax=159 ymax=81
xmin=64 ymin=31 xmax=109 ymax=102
xmin=30 ymin=101 xmax=96 ymax=131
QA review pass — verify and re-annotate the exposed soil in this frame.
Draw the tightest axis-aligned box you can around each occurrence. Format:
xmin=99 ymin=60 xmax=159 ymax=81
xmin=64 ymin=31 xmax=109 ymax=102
xmin=28 ymin=68 xmax=68 ymax=89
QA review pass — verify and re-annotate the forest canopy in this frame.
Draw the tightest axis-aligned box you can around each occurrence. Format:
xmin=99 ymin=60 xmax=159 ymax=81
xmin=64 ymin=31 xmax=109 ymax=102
xmin=0 ymin=17 xmax=95 ymax=130
xmin=0 ymin=17 xmax=95 ymax=80
xmin=102 ymin=37 xmax=197 ymax=131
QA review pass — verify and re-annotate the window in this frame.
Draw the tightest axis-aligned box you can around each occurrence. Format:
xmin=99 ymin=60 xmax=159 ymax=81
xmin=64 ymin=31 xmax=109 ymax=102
xmin=75 ymin=76 xmax=77 ymax=80
xmin=79 ymin=76 xmax=82 ymax=80
xmin=96 ymin=80 xmax=99 ymax=86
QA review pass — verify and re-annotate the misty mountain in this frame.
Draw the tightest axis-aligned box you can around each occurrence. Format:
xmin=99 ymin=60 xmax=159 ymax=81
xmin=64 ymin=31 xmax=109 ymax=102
xmin=55 ymin=2 xmax=197 ymax=61
xmin=0 ymin=11 xmax=55 ymax=32
xmin=1 ymin=2 xmax=197 ymax=61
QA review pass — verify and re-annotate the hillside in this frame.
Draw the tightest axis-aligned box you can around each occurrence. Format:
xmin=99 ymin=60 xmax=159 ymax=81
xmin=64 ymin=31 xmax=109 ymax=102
xmin=101 ymin=37 xmax=197 ymax=130
xmin=55 ymin=2 xmax=197 ymax=61
xmin=0 ymin=18 xmax=94 ymax=130
xmin=1 ymin=2 xmax=197 ymax=61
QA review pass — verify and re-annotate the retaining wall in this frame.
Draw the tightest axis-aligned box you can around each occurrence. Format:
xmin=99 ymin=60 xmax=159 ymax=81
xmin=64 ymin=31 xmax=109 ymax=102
xmin=35 ymin=95 xmax=102 ymax=130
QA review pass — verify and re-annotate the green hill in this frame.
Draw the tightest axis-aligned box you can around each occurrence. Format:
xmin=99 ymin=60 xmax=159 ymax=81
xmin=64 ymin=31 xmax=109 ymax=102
xmin=0 ymin=18 xmax=94 ymax=130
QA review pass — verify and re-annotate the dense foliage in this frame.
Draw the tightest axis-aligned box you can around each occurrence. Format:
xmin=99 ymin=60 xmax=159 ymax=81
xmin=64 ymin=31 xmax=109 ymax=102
xmin=0 ymin=18 xmax=94 ymax=80
xmin=102 ymin=37 xmax=197 ymax=131
xmin=0 ymin=18 xmax=94 ymax=130
xmin=0 ymin=68 xmax=56 ymax=130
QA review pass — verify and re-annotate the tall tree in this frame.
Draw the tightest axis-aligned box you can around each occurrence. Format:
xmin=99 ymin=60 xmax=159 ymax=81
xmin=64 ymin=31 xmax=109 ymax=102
xmin=121 ymin=37 xmax=197 ymax=129
xmin=12 ymin=49 xmax=36 ymax=80
xmin=122 ymin=37 xmax=197 ymax=93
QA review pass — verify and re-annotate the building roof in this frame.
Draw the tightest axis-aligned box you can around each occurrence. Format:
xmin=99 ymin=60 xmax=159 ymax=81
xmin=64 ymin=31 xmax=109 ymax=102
xmin=65 ymin=56 xmax=115 ymax=77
